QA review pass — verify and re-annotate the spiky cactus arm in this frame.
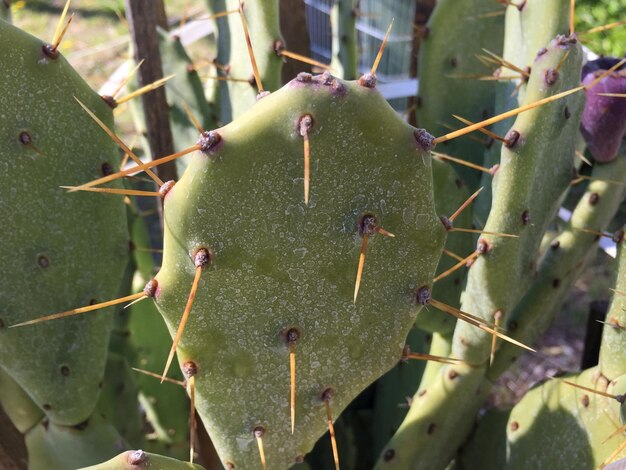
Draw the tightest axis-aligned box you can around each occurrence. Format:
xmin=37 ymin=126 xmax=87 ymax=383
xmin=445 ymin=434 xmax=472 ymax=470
xmin=0 ymin=20 xmax=128 ymax=426
xmin=489 ymin=155 xmax=626 ymax=378
xmin=416 ymin=0 xmax=504 ymax=189
xmin=330 ymin=0 xmax=359 ymax=80
xmin=476 ymin=0 xmax=572 ymax=224
xmin=599 ymin=228 xmax=626 ymax=380
xmin=153 ymin=74 xmax=445 ymax=469
xmin=456 ymin=35 xmax=584 ymax=364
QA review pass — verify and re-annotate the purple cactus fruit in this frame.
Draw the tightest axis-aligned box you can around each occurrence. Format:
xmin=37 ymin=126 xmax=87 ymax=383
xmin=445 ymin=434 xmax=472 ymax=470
xmin=581 ymin=57 xmax=626 ymax=162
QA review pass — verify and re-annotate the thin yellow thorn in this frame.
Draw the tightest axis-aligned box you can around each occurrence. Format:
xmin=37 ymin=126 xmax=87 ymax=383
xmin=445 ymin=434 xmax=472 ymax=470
xmin=598 ymin=93 xmax=626 ymax=98
xmin=434 ymin=86 xmax=584 ymax=144
xmin=191 ymin=9 xmax=239 ymax=22
xmin=570 ymin=0 xmax=575 ymax=35
xmin=603 ymin=423 xmax=626 ymax=445
xmin=60 ymin=186 xmax=161 ymax=197
xmin=599 ymin=438 xmax=626 ymax=469
xmin=432 ymin=151 xmax=495 ymax=175
xmin=453 ymin=115 xmax=507 ymax=144
xmin=475 ymin=54 xmax=497 ymax=68
xmin=406 ymin=352 xmax=464 ymax=365
xmin=131 ymin=367 xmax=185 ymax=386
xmin=74 ymin=97 xmax=164 ymax=187
xmin=278 ymin=49 xmax=332 ymax=70
xmin=481 ymin=48 xmax=530 ymax=77
xmin=449 ymin=227 xmax=519 ymax=238
xmin=371 ymin=19 xmax=394 ymax=76
xmin=289 ymin=340 xmax=297 ymax=435
xmin=429 ymin=299 xmax=536 ymax=352
xmin=10 ymin=292 xmax=146 ymax=328
xmin=610 ymin=288 xmax=626 ymax=297
xmin=180 ymin=0 xmax=189 ymax=30
xmin=111 ymin=59 xmax=144 ymax=99
xmin=354 ymin=234 xmax=369 ymax=304
xmin=583 ymin=19 xmax=626 ymax=35
xmin=123 ymin=295 xmax=149 ymax=310
xmin=554 ymin=50 xmax=571 ymax=74
xmin=323 ymin=390 xmax=340 ymax=470
xmin=254 ymin=427 xmax=267 ymax=470
xmin=134 ymin=247 xmax=164 ymax=253
xmin=188 ymin=375 xmax=196 ymax=463
xmin=51 ymin=0 xmax=72 ymax=47
xmin=299 ymin=115 xmax=313 ymax=205
xmin=490 ymin=310 xmax=502 ymax=366
xmin=573 ymin=227 xmax=610 ymax=238
xmin=238 ymin=3 xmax=263 ymax=92
xmin=575 ymin=150 xmax=592 ymax=166
xmin=560 ymin=379 xmax=621 ymax=400
xmin=437 ymin=122 xmax=489 ymax=145
xmin=510 ymin=80 xmax=525 ymax=98
xmin=443 ymin=248 xmax=465 ymax=262
xmin=468 ymin=10 xmax=506 ymax=20
xmin=69 ymin=144 xmax=200 ymax=192
xmin=182 ymin=101 xmax=205 ymax=134
xmin=115 ymin=74 xmax=176 ymax=105
xmin=447 ymin=73 xmax=522 ymax=81
xmin=428 ymin=298 xmax=496 ymax=328
xmin=51 ymin=12 xmax=74 ymax=52
xmin=114 ymin=7 xmax=128 ymax=30
xmin=202 ymin=75 xmax=251 ymax=83
xmin=161 ymin=250 xmax=209 ymax=383
xmin=449 ymin=187 xmax=484 ymax=222
xmin=478 ymin=75 xmax=524 ymax=81
xmin=119 ymin=134 xmax=140 ymax=169
xmin=575 ymin=174 xmax=625 ymax=186
xmin=375 ymin=226 xmax=395 ymax=238
xmin=433 ymin=251 xmax=479 ymax=283
xmin=586 ymin=59 xmax=626 ymax=90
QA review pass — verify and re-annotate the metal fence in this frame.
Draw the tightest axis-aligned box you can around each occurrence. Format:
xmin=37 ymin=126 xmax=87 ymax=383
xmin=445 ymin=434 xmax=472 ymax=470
xmin=304 ymin=0 xmax=418 ymax=108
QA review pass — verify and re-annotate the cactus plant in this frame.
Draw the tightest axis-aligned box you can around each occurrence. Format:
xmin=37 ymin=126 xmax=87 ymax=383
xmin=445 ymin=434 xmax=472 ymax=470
xmin=2 ymin=0 xmax=626 ymax=469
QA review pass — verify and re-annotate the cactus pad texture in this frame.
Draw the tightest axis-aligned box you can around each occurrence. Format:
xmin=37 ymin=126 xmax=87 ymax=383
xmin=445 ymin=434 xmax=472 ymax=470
xmin=581 ymin=58 xmax=626 ymax=162
xmin=0 ymin=20 xmax=128 ymax=425
xmin=153 ymin=72 xmax=445 ymax=469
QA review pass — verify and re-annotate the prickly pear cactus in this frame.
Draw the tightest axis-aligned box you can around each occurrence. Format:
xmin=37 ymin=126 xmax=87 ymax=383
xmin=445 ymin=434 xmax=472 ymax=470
xmin=0 ymin=20 xmax=128 ymax=425
xmin=154 ymin=73 xmax=445 ymax=469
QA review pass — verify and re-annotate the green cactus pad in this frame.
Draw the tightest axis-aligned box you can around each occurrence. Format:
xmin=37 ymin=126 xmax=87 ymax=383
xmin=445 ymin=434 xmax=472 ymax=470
xmin=490 ymin=156 xmax=626 ymax=379
xmin=26 ymin=414 xmax=126 ymax=470
xmin=506 ymin=368 xmax=626 ymax=469
xmin=416 ymin=0 xmax=504 ymax=189
xmin=600 ymin=234 xmax=626 ymax=380
xmin=0 ymin=21 xmax=128 ymax=425
xmin=154 ymin=73 xmax=445 ymax=469
xmin=0 ymin=367 xmax=44 ymax=434
xmin=81 ymin=450 xmax=205 ymax=470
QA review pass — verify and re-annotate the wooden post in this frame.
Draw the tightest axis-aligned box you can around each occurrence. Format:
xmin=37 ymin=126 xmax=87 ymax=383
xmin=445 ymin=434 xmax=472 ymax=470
xmin=125 ymin=0 xmax=177 ymax=183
